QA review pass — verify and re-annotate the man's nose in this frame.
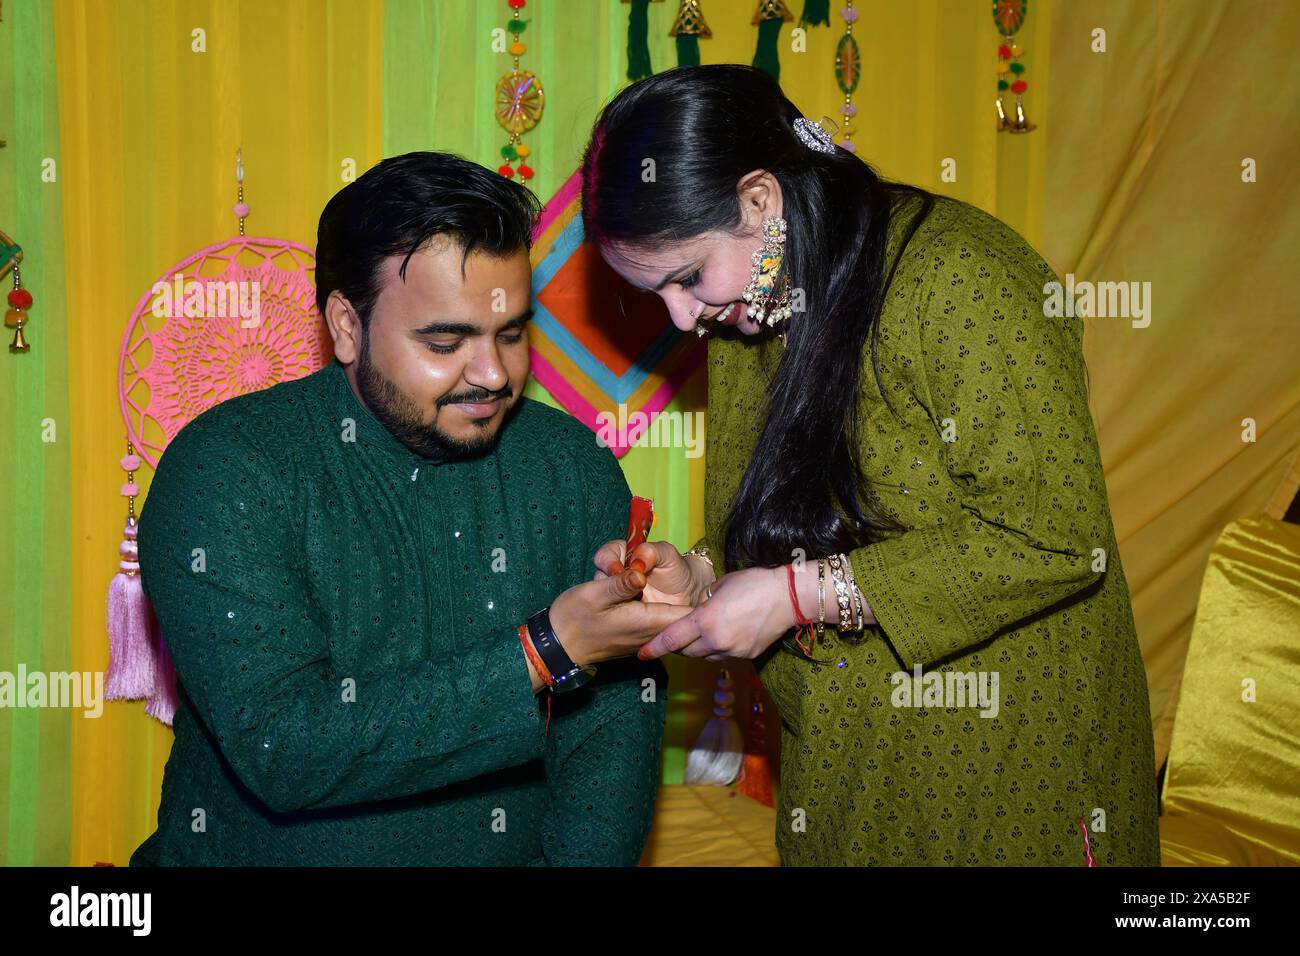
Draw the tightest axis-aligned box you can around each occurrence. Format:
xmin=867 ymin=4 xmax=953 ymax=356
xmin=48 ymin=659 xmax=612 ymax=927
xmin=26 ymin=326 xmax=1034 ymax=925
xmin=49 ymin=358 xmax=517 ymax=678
xmin=465 ymin=341 xmax=510 ymax=394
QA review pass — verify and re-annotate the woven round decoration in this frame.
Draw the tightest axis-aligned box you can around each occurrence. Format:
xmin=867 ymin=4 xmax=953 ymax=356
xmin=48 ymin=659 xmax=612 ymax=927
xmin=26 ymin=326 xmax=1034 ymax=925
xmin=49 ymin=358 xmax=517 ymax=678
xmin=118 ymin=236 xmax=331 ymax=467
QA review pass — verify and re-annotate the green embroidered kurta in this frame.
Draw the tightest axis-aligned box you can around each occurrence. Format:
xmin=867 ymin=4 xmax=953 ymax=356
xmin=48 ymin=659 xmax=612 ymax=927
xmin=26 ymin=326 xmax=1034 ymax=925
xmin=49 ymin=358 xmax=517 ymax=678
xmin=130 ymin=358 xmax=666 ymax=866
xmin=702 ymin=194 xmax=1161 ymax=866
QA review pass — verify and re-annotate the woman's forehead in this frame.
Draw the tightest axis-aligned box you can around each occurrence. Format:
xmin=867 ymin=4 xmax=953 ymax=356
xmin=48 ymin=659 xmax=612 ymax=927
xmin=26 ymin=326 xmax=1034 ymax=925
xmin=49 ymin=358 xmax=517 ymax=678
xmin=604 ymin=235 xmax=715 ymax=271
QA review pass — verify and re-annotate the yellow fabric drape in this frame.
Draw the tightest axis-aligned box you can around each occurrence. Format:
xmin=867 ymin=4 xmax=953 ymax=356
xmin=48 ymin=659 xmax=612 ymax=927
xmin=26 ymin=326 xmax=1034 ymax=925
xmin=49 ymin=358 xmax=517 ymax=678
xmin=54 ymin=0 xmax=385 ymax=866
xmin=1041 ymin=1 xmax=1300 ymax=767
xmin=1159 ymin=515 xmax=1300 ymax=865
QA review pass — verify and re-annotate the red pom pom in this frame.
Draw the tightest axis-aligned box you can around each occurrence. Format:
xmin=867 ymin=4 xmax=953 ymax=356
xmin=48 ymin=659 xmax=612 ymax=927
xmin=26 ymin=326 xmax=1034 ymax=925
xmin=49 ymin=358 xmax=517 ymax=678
xmin=517 ymin=164 xmax=534 ymax=181
xmin=1010 ymin=80 xmax=1028 ymax=94
xmin=7 ymin=288 xmax=33 ymax=309
xmin=498 ymin=164 xmax=515 ymax=178
xmin=998 ymin=44 xmax=1012 ymax=60
xmin=509 ymin=0 xmax=526 ymax=7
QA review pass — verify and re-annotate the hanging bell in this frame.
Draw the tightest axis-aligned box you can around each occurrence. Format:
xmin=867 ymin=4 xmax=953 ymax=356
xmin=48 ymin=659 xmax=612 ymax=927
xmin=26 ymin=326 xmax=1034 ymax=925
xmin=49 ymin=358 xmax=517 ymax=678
xmin=10 ymin=323 xmax=30 ymax=353
xmin=996 ymin=96 xmax=1010 ymax=132
xmin=1008 ymin=95 xmax=1037 ymax=134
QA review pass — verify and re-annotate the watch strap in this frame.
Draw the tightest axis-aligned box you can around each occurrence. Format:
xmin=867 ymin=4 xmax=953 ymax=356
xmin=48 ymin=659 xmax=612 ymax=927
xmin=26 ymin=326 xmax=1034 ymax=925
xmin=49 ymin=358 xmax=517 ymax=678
xmin=526 ymin=607 xmax=593 ymax=692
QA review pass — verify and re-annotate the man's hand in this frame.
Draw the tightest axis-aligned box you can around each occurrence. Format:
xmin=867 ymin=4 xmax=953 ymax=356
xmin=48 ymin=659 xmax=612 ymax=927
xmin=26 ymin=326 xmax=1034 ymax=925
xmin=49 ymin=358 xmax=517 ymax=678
xmin=547 ymin=568 xmax=694 ymax=666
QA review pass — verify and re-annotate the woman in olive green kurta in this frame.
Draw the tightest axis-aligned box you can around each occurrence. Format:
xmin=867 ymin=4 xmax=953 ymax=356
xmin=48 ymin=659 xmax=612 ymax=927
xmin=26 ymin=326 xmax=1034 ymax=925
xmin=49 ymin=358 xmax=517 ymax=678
xmin=582 ymin=64 xmax=1160 ymax=865
xmin=697 ymin=193 xmax=1160 ymax=865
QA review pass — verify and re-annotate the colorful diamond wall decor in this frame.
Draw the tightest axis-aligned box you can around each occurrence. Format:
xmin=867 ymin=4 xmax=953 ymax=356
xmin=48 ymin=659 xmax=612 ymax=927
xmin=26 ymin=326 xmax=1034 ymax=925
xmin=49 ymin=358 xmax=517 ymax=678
xmin=528 ymin=170 xmax=705 ymax=457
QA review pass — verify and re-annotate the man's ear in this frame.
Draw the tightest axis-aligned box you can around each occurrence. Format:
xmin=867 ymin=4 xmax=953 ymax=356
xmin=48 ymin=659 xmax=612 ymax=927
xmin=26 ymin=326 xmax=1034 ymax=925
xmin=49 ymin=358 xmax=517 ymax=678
xmin=324 ymin=290 xmax=362 ymax=364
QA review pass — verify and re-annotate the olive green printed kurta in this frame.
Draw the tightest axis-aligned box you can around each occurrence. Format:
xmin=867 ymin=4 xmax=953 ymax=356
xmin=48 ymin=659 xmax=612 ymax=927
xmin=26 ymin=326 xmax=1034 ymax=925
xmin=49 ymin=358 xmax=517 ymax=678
xmin=701 ymin=194 xmax=1161 ymax=866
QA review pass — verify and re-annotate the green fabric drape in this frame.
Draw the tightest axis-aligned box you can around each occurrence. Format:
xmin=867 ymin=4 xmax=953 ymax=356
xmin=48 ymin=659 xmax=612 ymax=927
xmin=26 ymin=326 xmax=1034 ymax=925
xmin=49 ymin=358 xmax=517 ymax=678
xmin=0 ymin=0 xmax=74 ymax=866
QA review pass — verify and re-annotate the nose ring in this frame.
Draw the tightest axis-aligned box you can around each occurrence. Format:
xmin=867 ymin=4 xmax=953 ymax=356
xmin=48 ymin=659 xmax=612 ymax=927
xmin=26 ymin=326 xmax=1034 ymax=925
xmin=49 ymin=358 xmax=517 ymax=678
xmin=691 ymin=306 xmax=710 ymax=338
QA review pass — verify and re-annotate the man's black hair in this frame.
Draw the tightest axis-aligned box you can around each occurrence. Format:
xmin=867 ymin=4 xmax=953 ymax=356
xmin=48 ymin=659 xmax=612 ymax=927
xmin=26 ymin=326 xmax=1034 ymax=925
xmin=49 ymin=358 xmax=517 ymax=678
xmin=315 ymin=150 xmax=542 ymax=325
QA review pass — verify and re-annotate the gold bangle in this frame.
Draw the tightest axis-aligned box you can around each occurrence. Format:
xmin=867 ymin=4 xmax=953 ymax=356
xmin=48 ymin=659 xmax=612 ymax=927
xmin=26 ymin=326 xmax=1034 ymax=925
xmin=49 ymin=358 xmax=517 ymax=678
xmin=816 ymin=558 xmax=827 ymax=646
xmin=825 ymin=553 xmax=853 ymax=630
xmin=685 ymin=543 xmax=713 ymax=570
xmin=838 ymin=553 xmax=865 ymax=630
xmin=816 ymin=558 xmax=826 ymax=625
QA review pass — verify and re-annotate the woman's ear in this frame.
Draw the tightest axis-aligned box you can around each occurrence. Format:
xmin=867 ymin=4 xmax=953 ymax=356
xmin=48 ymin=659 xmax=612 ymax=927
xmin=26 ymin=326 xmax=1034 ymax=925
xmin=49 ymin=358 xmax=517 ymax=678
xmin=736 ymin=169 xmax=783 ymax=228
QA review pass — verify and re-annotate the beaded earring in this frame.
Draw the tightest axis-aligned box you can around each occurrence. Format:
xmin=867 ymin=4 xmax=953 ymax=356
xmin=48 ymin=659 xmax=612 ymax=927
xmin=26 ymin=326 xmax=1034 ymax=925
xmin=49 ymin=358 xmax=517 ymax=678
xmin=742 ymin=216 xmax=795 ymax=329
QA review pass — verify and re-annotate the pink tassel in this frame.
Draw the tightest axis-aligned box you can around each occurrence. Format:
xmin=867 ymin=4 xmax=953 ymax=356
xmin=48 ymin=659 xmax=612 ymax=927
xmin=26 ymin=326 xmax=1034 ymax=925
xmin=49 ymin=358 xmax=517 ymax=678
xmin=145 ymin=620 xmax=178 ymax=726
xmin=105 ymin=518 xmax=158 ymax=701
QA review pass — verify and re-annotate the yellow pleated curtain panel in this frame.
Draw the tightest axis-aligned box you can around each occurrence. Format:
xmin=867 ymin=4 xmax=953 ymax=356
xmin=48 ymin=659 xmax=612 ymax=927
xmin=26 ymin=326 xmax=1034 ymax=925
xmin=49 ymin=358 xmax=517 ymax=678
xmin=0 ymin=0 xmax=1290 ymax=865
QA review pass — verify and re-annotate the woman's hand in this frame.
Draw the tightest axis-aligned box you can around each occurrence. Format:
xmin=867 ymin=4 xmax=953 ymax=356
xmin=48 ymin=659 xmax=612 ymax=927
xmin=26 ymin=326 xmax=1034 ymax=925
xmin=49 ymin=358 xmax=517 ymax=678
xmin=592 ymin=539 xmax=716 ymax=607
xmin=635 ymin=564 xmax=794 ymax=662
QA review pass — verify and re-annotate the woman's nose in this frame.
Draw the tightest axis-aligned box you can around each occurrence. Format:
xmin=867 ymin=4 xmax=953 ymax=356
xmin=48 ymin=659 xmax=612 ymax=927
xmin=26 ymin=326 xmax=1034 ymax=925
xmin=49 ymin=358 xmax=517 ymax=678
xmin=661 ymin=291 xmax=702 ymax=332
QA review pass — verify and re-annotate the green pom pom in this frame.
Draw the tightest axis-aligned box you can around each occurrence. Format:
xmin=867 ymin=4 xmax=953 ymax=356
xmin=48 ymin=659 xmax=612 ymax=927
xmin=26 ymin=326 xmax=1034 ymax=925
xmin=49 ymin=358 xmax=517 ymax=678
xmin=1009 ymin=61 xmax=1025 ymax=74
xmin=501 ymin=145 xmax=519 ymax=161
xmin=507 ymin=18 xmax=528 ymax=34
xmin=998 ymin=79 xmax=1010 ymax=90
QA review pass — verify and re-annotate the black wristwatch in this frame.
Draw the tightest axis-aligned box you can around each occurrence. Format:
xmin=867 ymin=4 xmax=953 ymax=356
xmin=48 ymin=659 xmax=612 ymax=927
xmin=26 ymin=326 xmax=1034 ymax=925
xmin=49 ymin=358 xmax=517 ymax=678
xmin=526 ymin=607 xmax=597 ymax=693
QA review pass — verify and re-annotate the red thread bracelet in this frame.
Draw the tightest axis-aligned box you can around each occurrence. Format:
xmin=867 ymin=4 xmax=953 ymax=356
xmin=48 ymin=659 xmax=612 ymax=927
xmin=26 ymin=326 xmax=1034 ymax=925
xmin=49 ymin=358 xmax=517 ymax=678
xmin=518 ymin=623 xmax=553 ymax=738
xmin=785 ymin=563 xmax=816 ymax=656
xmin=1077 ymin=819 xmax=1097 ymax=866
xmin=786 ymin=563 xmax=814 ymax=624
xmin=519 ymin=623 xmax=552 ymax=684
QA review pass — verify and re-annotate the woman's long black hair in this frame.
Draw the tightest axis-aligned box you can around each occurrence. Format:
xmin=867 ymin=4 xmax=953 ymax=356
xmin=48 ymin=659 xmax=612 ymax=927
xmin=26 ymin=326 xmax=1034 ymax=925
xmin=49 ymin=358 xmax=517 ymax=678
xmin=581 ymin=64 xmax=936 ymax=572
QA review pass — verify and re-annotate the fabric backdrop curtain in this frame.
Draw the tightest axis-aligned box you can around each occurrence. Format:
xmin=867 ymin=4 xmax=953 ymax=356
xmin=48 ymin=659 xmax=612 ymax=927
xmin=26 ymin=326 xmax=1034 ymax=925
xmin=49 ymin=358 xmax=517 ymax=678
xmin=0 ymin=0 xmax=1294 ymax=864
xmin=1040 ymin=0 xmax=1300 ymax=763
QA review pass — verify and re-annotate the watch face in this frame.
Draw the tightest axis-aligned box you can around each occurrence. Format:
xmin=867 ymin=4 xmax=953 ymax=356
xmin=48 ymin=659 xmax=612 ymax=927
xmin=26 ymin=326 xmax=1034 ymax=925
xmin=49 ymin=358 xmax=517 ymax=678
xmin=553 ymin=664 xmax=597 ymax=693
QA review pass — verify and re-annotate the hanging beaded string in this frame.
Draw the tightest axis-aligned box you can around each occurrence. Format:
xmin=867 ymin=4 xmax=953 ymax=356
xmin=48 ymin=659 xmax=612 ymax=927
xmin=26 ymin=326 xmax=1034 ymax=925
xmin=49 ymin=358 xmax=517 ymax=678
xmin=118 ymin=439 xmax=142 ymax=578
xmin=234 ymin=148 xmax=249 ymax=233
xmin=6 ymin=260 xmax=34 ymax=353
xmin=835 ymin=1 xmax=859 ymax=152
xmin=994 ymin=0 xmax=1035 ymax=132
xmin=495 ymin=0 xmax=542 ymax=184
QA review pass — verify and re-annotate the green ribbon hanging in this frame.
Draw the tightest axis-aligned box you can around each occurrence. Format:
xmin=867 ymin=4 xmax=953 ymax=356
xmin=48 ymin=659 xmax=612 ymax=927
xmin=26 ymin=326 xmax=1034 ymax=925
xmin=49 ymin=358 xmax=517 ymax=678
xmin=676 ymin=33 xmax=701 ymax=67
xmin=752 ymin=17 xmax=783 ymax=80
xmin=799 ymin=0 xmax=831 ymax=28
xmin=627 ymin=0 xmax=653 ymax=80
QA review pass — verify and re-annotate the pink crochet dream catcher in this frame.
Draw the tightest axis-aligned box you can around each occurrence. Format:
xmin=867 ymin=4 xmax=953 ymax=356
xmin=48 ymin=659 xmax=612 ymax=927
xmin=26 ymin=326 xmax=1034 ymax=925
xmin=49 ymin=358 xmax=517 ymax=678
xmin=106 ymin=151 xmax=332 ymax=725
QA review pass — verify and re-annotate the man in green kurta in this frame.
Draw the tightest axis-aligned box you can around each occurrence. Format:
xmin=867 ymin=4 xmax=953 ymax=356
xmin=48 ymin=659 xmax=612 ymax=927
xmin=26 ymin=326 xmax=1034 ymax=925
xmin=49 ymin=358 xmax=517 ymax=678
xmin=697 ymin=193 xmax=1162 ymax=865
xmin=130 ymin=152 xmax=675 ymax=866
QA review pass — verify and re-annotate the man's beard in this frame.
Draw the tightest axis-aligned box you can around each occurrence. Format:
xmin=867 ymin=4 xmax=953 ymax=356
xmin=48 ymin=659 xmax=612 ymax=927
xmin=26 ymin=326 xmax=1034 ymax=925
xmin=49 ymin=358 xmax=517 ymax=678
xmin=355 ymin=336 xmax=509 ymax=462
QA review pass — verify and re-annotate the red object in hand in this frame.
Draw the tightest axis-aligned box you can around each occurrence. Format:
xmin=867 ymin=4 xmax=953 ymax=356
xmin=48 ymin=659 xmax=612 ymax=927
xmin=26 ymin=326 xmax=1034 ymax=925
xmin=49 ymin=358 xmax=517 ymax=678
xmin=624 ymin=496 xmax=656 ymax=574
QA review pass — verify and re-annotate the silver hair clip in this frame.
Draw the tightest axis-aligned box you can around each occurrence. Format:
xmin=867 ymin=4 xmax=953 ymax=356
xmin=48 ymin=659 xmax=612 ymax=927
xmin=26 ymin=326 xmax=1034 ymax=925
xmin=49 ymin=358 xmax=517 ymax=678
xmin=793 ymin=116 xmax=839 ymax=155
